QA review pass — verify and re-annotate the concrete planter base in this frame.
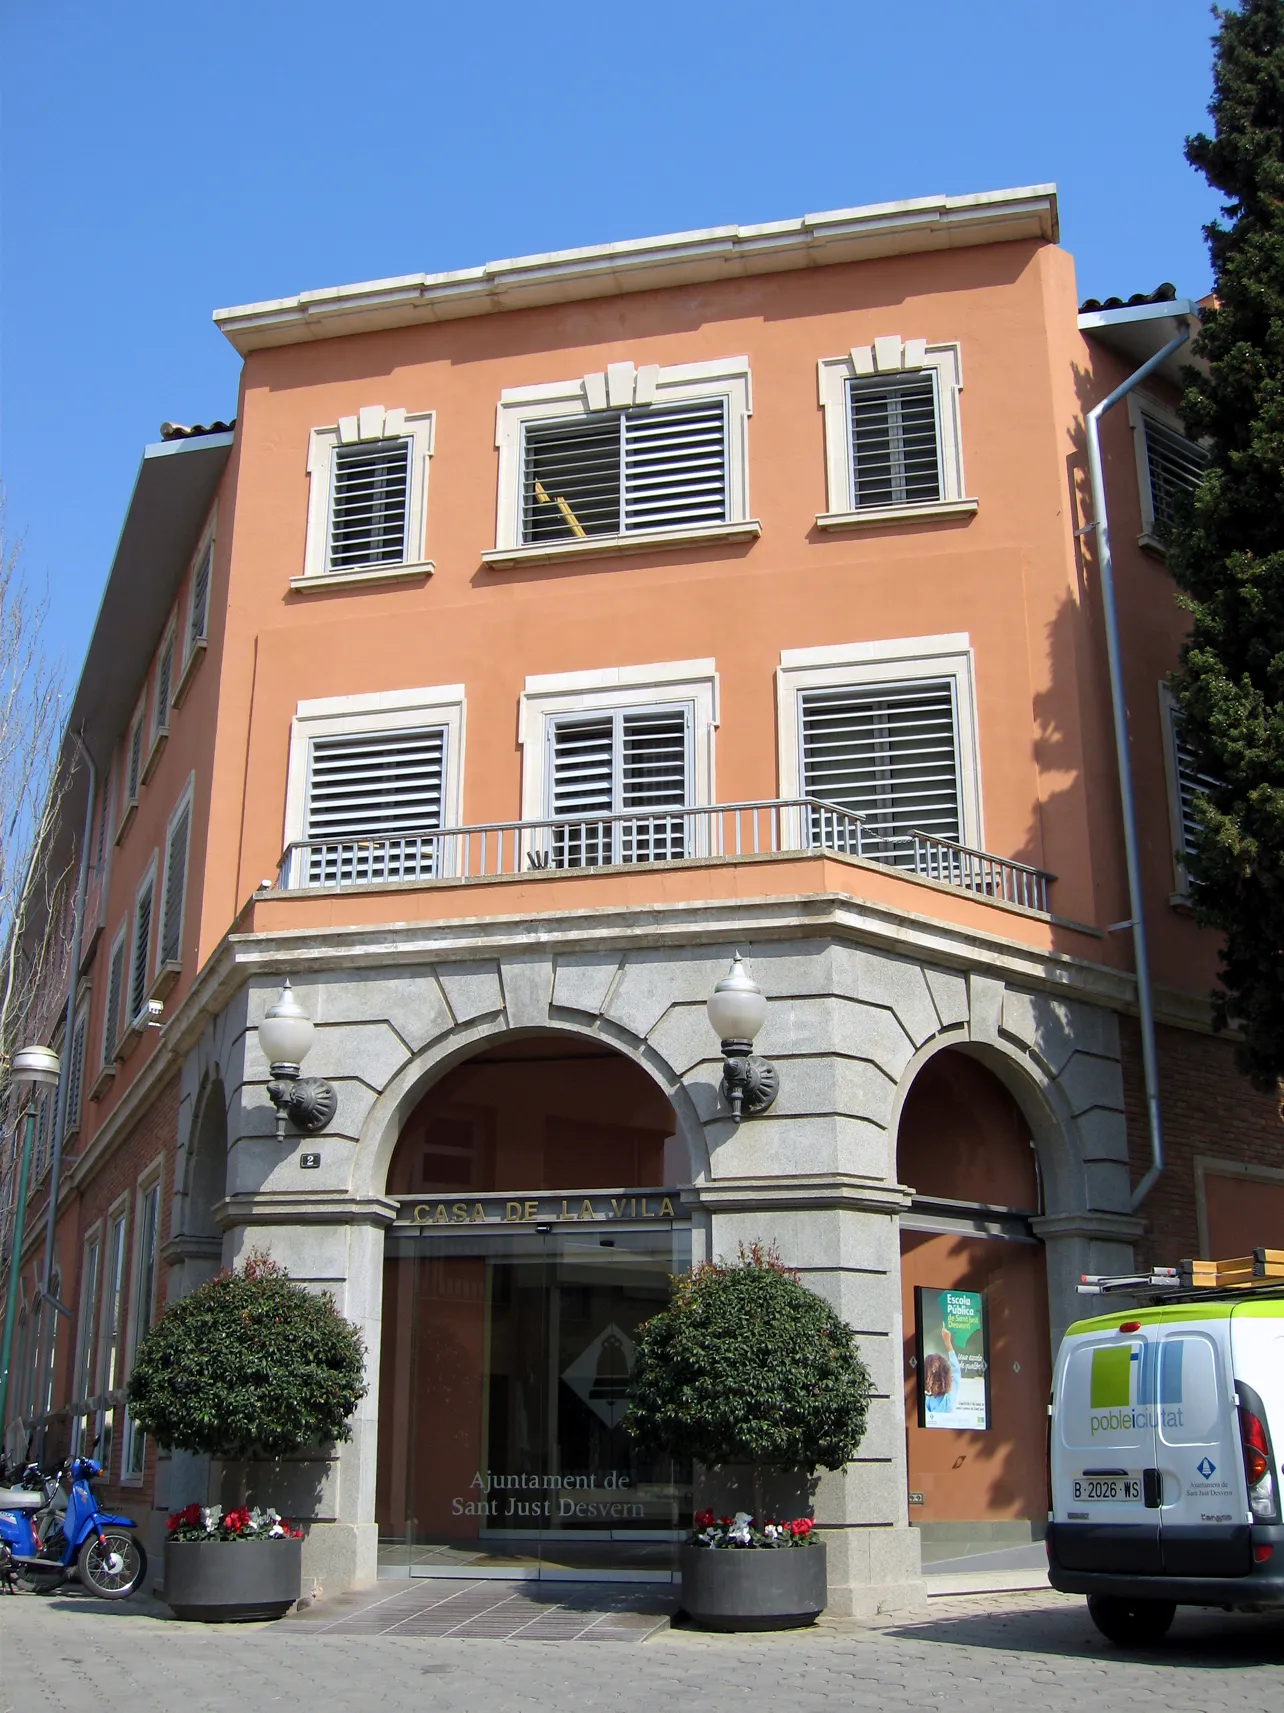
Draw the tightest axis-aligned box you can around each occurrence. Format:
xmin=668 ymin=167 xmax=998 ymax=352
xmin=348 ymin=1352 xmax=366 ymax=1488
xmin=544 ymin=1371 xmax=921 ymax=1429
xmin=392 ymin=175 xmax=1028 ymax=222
xmin=679 ymin=1541 xmax=826 ymax=1630
xmin=164 ymin=1538 xmax=302 ymax=1622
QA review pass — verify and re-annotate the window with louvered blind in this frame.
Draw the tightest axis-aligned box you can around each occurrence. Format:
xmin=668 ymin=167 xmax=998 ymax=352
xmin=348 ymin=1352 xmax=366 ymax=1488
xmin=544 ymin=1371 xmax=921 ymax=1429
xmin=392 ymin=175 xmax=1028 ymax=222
xmin=521 ymin=400 xmax=728 ymax=545
xmin=847 ymin=372 xmax=942 ymax=510
xmin=1163 ymin=698 xmax=1221 ymax=883
xmin=158 ymin=796 xmax=192 ymax=966
xmin=129 ymin=876 xmax=155 ymax=1023
xmin=1140 ymin=412 xmax=1207 ymax=541
xmin=188 ymin=540 xmax=212 ymax=652
xmin=125 ymin=712 xmax=144 ymax=805
xmin=800 ymin=679 xmax=963 ymax=862
xmin=102 ymin=927 xmax=126 ymax=1066
xmin=328 ymin=438 xmax=412 ymax=571
xmin=66 ymin=1008 xmax=88 ymax=1133
xmin=153 ymin=635 xmax=175 ymax=738
xmin=545 ymin=706 xmax=691 ymax=867
xmin=304 ymin=724 xmax=448 ymax=884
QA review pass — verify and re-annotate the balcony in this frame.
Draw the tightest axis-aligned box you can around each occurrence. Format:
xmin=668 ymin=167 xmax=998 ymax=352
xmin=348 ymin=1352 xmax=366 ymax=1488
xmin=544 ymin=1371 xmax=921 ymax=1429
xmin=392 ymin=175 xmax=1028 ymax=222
xmin=276 ymin=798 xmax=1053 ymax=915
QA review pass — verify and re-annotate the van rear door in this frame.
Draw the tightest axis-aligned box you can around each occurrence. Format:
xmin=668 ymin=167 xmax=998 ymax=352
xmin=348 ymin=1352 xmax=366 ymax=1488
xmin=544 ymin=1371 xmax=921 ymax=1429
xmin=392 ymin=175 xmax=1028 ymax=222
xmin=1153 ymin=1320 xmax=1250 ymax=1575
xmin=1051 ymin=1324 xmax=1160 ymax=1573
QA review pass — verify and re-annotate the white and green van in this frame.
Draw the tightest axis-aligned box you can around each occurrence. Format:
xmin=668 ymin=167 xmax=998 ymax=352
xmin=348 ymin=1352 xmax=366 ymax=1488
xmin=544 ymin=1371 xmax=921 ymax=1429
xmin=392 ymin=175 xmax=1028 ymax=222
xmin=1047 ymin=1293 xmax=1284 ymax=1643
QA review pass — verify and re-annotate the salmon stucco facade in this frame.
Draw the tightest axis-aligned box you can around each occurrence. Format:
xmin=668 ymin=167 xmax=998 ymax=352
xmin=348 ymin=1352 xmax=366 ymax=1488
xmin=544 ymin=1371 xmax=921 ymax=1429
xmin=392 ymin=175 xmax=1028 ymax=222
xmin=4 ymin=185 xmax=1281 ymax=1615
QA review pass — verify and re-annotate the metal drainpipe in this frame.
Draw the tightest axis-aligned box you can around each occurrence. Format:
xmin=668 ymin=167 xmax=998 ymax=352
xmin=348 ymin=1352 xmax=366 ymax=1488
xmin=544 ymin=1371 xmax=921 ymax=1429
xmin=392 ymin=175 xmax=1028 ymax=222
xmin=32 ymin=733 xmax=95 ymax=1452
xmin=1084 ymin=321 xmax=1192 ymax=1212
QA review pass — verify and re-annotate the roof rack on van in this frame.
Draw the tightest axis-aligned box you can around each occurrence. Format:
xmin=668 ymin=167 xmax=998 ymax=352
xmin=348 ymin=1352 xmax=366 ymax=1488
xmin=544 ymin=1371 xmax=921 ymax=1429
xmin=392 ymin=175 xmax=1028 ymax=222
xmin=1078 ymin=1247 xmax=1284 ymax=1295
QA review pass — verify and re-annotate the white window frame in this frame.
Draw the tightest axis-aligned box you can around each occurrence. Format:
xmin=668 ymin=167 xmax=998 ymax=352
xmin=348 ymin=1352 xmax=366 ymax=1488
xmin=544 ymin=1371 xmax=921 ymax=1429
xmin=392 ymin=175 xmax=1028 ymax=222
xmin=122 ymin=856 xmax=158 ymax=1043
xmin=153 ymin=774 xmax=195 ymax=994
xmin=1158 ymin=683 xmax=1219 ymax=901
xmin=116 ymin=693 xmax=147 ymax=843
xmin=1128 ymin=391 xmax=1206 ymax=552
xmin=65 ymin=998 xmax=90 ymax=1137
xmin=120 ymin=1165 xmax=162 ymax=1483
xmin=143 ymin=618 xmax=178 ymax=782
xmin=776 ymin=634 xmax=982 ymax=849
xmin=816 ymin=337 xmax=974 ymax=530
xmin=299 ymin=405 xmax=435 ymax=590
xmin=485 ymin=357 xmax=758 ymax=568
xmin=282 ymin=685 xmax=466 ymax=884
xmin=517 ymin=661 xmax=718 ymax=829
xmin=173 ymin=510 xmax=216 ymax=706
xmin=71 ymin=1222 xmax=103 ymax=1449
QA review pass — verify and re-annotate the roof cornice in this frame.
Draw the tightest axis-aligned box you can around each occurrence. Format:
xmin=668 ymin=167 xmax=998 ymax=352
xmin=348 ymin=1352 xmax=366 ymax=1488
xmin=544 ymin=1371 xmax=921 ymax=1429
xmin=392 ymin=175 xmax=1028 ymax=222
xmin=214 ymin=186 xmax=1059 ymax=355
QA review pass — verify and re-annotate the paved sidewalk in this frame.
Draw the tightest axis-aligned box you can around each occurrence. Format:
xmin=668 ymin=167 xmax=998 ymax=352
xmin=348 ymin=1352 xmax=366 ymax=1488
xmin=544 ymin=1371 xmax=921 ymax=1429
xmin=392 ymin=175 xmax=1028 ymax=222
xmin=2 ymin=1583 xmax=1281 ymax=1713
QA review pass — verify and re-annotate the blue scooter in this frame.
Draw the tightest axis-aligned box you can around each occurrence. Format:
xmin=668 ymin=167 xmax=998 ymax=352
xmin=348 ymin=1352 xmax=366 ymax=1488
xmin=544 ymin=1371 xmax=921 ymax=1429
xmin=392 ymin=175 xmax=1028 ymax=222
xmin=0 ymin=1455 xmax=147 ymax=1598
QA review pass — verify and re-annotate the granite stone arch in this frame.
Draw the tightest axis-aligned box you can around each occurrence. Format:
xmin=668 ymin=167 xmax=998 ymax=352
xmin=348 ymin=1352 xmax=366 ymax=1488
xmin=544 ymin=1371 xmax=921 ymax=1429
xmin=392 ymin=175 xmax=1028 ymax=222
xmin=352 ymin=1011 xmax=710 ymax=1202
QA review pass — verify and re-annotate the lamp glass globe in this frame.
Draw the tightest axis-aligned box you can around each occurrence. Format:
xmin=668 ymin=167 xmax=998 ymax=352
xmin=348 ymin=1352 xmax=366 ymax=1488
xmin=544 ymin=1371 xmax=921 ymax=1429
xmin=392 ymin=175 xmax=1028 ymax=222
xmin=706 ymin=954 xmax=768 ymax=1044
xmin=258 ymin=981 xmax=315 ymax=1068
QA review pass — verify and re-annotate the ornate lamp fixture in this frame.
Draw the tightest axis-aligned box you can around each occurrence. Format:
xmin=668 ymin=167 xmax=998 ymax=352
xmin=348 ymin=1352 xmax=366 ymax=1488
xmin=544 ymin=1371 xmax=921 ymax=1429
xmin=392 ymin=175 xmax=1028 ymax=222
xmin=258 ymin=980 xmax=337 ymax=1140
xmin=706 ymin=953 xmax=779 ymax=1123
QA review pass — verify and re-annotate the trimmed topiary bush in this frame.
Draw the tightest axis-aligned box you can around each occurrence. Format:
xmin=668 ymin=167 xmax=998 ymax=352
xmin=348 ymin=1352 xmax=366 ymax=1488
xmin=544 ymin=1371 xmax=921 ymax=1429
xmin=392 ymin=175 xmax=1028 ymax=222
xmin=626 ymin=1245 xmax=871 ymax=1513
xmin=126 ymin=1253 xmax=367 ymax=1461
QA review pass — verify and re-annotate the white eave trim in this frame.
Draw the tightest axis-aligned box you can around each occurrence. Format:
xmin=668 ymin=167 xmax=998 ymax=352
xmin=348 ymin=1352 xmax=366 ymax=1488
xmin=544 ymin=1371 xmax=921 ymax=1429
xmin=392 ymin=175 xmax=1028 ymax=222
xmin=214 ymin=186 xmax=1059 ymax=354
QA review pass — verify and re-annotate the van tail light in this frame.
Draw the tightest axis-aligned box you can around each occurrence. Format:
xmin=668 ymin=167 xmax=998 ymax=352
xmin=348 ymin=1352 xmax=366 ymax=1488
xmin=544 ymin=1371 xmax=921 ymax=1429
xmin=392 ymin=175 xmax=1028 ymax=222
xmin=1045 ymin=1402 xmax=1054 ymax=1518
xmin=1236 ymin=1380 xmax=1280 ymax=1524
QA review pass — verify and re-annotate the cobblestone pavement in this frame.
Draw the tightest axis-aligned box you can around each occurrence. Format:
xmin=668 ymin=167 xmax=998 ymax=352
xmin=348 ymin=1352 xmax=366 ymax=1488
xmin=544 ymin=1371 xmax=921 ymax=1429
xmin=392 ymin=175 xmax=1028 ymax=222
xmin=1 ymin=1583 xmax=1281 ymax=1713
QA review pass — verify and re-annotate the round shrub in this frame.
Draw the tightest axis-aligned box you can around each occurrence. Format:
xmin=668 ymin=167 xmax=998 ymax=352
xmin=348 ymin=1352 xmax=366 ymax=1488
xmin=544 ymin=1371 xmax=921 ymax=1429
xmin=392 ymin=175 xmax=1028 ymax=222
xmin=126 ymin=1253 xmax=367 ymax=1461
xmin=626 ymin=1245 xmax=871 ymax=1474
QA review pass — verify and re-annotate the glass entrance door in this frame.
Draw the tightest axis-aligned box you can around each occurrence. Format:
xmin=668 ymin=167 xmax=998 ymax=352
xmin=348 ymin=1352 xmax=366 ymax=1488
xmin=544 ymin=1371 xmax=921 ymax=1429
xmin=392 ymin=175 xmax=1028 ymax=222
xmin=377 ymin=1220 xmax=690 ymax=1580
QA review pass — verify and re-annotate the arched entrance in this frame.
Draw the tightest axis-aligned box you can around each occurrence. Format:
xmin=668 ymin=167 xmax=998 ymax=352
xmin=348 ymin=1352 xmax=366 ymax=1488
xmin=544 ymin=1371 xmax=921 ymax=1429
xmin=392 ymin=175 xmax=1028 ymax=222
xmin=897 ymin=1049 xmax=1052 ymax=1571
xmin=376 ymin=1032 xmax=692 ymax=1580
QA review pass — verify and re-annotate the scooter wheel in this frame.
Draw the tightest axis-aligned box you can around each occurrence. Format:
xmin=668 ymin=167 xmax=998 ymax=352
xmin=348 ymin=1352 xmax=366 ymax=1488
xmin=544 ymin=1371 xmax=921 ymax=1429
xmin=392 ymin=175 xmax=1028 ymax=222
xmin=77 ymin=1530 xmax=146 ymax=1599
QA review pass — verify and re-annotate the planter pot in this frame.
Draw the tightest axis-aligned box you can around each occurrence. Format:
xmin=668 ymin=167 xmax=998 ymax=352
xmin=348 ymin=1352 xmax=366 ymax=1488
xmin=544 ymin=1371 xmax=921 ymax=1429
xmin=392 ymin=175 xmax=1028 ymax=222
xmin=164 ymin=1538 xmax=302 ymax=1622
xmin=679 ymin=1541 xmax=826 ymax=1631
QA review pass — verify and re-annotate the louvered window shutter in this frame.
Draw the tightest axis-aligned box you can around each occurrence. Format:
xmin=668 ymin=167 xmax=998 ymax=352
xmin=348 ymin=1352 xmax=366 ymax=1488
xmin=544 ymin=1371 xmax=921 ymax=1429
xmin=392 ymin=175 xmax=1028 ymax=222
xmin=1142 ymin=415 xmax=1207 ymax=540
xmin=189 ymin=543 xmax=211 ymax=648
xmin=67 ymin=1011 xmax=88 ymax=1130
xmin=305 ymin=725 xmax=447 ymax=884
xmin=160 ymin=802 xmax=191 ymax=965
xmin=548 ymin=715 xmax=615 ymax=867
xmin=548 ymin=707 xmax=690 ymax=866
xmin=1171 ymin=720 xmax=1219 ymax=863
xmin=847 ymin=372 xmax=942 ymax=509
xmin=130 ymin=882 xmax=154 ymax=1021
xmin=801 ymin=680 xmax=962 ymax=863
xmin=329 ymin=439 xmax=412 ymax=571
xmin=521 ymin=400 xmax=728 ymax=544
xmin=126 ymin=721 xmax=143 ymax=801
xmin=103 ymin=936 xmax=125 ymax=1062
xmin=155 ymin=640 xmax=174 ymax=732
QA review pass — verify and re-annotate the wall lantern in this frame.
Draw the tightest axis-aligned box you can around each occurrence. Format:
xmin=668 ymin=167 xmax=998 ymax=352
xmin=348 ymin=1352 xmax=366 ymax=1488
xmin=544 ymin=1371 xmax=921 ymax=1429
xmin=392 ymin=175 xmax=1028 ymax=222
xmin=258 ymin=980 xmax=337 ymax=1140
xmin=706 ymin=953 xmax=779 ymax=1123
xmin=11 ymin=1046 xmax=61 ymax=1088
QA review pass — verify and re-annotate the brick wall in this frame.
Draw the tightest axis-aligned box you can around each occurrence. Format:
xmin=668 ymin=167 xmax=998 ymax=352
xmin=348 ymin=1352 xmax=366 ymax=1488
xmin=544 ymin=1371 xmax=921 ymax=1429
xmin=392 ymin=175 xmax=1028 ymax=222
xmin=1121 ymin=1017 xmax=1284 ymax=1269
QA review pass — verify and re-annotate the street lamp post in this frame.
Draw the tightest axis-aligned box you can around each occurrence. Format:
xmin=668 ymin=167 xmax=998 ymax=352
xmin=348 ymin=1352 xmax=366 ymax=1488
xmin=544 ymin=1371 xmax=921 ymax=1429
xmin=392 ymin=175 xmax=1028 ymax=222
xmin=0 ymin=1045 xmax=62 ymax=1452
xmin=706 ymin=953 xmax=779 ymax=1124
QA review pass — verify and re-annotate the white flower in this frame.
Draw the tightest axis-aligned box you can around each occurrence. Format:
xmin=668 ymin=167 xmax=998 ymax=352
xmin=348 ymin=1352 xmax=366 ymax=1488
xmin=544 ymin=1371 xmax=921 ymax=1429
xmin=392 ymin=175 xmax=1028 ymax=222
xmin=202 ymin=1507 xmax=222 ymax=1533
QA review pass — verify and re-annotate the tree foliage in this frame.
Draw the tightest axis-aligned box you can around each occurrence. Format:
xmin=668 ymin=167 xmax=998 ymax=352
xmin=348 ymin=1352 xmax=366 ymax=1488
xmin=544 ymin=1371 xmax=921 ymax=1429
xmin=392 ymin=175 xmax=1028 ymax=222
xmin=625 ymin=1246 xmax=871 ymax=1473
xmin=1168 ymin=0 xmax=1284 ymax=1084
xmin=126 ymin=1254 xmax=367 ymax=1461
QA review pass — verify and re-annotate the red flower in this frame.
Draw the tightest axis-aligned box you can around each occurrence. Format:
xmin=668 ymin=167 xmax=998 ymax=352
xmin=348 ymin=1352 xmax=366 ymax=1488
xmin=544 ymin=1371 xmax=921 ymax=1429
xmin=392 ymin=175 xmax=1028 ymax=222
xmin=694 ymin=1510 xmax=714 ymax=1529
xmin=790 ymin=1518 xmax=813 ymax=1537
xmin=718 ymin=1515 xmax=734 ymax=1527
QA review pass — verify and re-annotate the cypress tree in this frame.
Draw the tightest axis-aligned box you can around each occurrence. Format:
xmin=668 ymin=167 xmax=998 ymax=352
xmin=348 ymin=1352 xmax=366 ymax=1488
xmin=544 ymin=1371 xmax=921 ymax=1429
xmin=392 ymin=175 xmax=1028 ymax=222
xmin=1168 ymin=0 xmax=1284 ymax=1086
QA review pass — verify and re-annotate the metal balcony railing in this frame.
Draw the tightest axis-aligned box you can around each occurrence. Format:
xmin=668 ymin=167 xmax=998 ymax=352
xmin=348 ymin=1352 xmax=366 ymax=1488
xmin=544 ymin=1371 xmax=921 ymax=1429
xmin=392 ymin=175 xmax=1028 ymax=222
xmin=276 ymin=798 xmax=1054 ymax=913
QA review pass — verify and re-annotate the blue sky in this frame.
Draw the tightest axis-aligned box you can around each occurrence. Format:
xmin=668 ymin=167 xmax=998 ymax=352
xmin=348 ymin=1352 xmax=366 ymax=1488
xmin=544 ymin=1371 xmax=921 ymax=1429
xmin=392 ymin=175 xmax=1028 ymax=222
xmin=2 ymin=0 xmax=1223 ymax=689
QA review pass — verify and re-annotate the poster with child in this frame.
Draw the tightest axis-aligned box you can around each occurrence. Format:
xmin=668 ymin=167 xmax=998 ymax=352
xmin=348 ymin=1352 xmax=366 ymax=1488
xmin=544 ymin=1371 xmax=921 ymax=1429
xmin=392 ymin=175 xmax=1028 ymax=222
xmin=915 ymin=1287 xmax=989 ymax=1430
